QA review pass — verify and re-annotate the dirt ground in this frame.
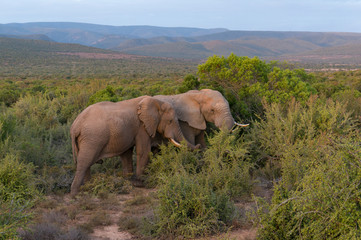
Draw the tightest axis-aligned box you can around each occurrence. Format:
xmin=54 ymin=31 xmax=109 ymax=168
xmin=31 ymin=185 xmax=268 ymax=240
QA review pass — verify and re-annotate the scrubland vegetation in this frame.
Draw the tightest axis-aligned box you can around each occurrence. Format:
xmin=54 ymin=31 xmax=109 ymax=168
xmin=1 ymin=52 xmax=361 ymax=239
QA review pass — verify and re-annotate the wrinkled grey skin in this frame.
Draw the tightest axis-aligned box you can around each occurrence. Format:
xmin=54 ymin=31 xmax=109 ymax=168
xmin=153 ymin=89 xmax=247 ymax=149
xmin=70 ymin=96 xmax=198 ymax=196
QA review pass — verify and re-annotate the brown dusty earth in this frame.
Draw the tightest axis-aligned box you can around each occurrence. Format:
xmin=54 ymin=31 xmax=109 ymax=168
xmin=32 ymin=185 xmax=269 ymax=240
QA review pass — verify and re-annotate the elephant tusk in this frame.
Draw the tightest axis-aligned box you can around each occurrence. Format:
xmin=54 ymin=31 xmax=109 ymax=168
xmin=234 ymin=122 xmax=249 ymax=127
xmin=170 ymin=138 xmax=182 ymax=148
xmin=231 ymin=122 xmax=249 ymax=133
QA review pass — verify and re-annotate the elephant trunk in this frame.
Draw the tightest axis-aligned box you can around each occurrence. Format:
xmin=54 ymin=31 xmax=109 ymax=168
xmin=170 ymin=123 xmax=200 ymax=150
xmin=216 ymin=108 xmax=249 ymax=131
xmin=216 ymin=112 xmax=236 ymax=131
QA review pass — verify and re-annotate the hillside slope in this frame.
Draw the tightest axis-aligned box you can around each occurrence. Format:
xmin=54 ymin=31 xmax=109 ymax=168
xmin=3 ymin=22 xmax=361 ymax=66
xmin=0 ymin=22 xmax=227 ymax=47
xmin=0 ymin=37 xmax=198 ymax=78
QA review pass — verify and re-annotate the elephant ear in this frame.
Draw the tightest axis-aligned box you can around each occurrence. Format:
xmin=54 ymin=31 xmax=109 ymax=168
xmin=175 ymin=95 xmax=206 ymax=130
xmin=137 ymin=97 xmax=160 ymax=137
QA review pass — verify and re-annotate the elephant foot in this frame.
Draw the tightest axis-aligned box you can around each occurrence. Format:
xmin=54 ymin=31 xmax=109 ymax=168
xmin=130 ymin=176 xmax=146 ymax=188
xmin=70 ymin=190 xmax=78 ymax=198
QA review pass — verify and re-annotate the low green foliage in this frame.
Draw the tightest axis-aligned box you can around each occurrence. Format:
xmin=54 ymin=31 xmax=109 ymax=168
xmin=0 ymin=154 xmax=40 ymax=203
xmin=178 ymin=74 xmax=200 ymax=93
xmin=201 ymin=129 xmax=252 ymax=199
xmin=0 ymin=154 xmax=41 ymax=239
xmin=87 ymin=85 xmax=122 ymax=105
xmin=156 ymin=173 xmax=225 ymax=238
xmin=248 ymin=96 xmax=354 ymax=181
xmin=0 ymin=84 xmax=21 ymax=107
xmin=146 ymin=142 xmax=202 ymax=187
xmin=255 ymin=133 xmax=361 ymax=239
xmin=1 ymin=50 xmax=361 ymax=239
xmin=81 ymin=173 xmax=133 ymax=196
xmin=146 ymin=131 xmax=252 ymax=238
xmin=38 ymin=165 xmax=74 ymax=194
xmin=0 ymin=198 xmax=33 ymax=240
xmin=198 ymin=53 xmax=316 ymax=119
xmin=250 ymin=95 xmax=361 ymax=239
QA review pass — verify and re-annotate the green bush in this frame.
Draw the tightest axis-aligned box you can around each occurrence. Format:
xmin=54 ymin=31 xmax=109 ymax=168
xmin=0 ymin=154 xmax=40 ymax=239
xmin=145 ymin=142 xmax=202 ymax=187
xmin=248 ymin=96 xmax=354 ymax=182
xmin=0 ymin=154 xmax=40 ymax=203
xmin=146 ymin=131 xmax=252 ymax=238
xmin=0 ymin=198 xmax=33 ymax=240
xmin=201 ymin=129 xmax=252 ymax=199
xmin=178 ymin=74 xmax=200 ymax=93
xmin=197 ymin=53 xmax=316 ymax=119
xmin=155 ymin=173 xmax=227 ymax=238
xmin=87 ymin=85 xmax=122 ymax=106
xmin=255 ymin=133 xmax=361 ymax=239
xmin=250 ymin=96 xmax=361 ymax=239
xmin=38 ymin=165 xmax=74 ymax=194
xmin=81 ymin=173 xmax=133 ymax=196
xmin=5 ymin=93 xmax=73 ymax=167
xmin=0 ymin=108 xmax=16 ymax=142
xmin=0 ymin=85 xmax=20 ymax=107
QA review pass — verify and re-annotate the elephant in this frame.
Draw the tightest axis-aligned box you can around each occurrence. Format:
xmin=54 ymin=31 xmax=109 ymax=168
xmin=153 ymin=89 xmax=248 ymax=149
xmin=70 ymin=96 xmax=198 ymax=196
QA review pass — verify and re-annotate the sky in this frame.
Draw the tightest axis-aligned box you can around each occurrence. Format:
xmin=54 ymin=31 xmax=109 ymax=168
xmin=1 ymin=0 xmax=361 ymax=32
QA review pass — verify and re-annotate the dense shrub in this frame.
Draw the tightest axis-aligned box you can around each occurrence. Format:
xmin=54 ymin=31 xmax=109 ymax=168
xmin=146 ymin=130 xmax=252 ymax=238
xmin=38 ymin=165 xmax=74 ymax=194
xmin=156 ymin=173 xmax=228 ymax=238
xmin=178 ymin=74 xmax=200 ymax=93
xmin=0 ymin=107 xmax=16 ymax=142
xmin=145 ymin=142 xmax=202 ymax=187
xmin=250 ymin=96 xmax=361 ymax=239
xmin=197 ymin=53 xmax=316 ymax=119
xmin=255 ymin=133 xmax=361 ymax=239
xmin=0 ymin=154 xmax=40 ymax=239
xmin=0 ymin=85 xmax=21 ymax=107
xmin=248 ymin=96 xmax=354 ymax=180
xmin=0 ymin=154 xmax=40 ymax=203
xmin=0 ymin=198 xmax=33 ymax=240
xmin=81 ymin=173 xmax=133 ymax=196
xmin=200 ymin=129 xmax=252 ymax=199
xmin=87 ymin=85 xmax=122 ymax=105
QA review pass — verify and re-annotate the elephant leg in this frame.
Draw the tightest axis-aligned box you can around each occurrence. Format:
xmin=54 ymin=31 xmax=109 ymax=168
xmin=70 ymin=147 xmax=99 ymax=197
xmin=135 ymin=128 xmax=151 ymax=177
xmin=83 ymin=168 xmax=91 ymax=183
xmin=121 ymin=147 xmax=134 ymax=177
xmin=179 ymin=121 xmax=196 ymax=145
xmin=195 ymin=130 xmax=207 ymax=149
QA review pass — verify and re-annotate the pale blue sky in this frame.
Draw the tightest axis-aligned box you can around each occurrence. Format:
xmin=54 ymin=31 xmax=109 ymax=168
xmin=1 ymin=0 xmax=361 ymax=32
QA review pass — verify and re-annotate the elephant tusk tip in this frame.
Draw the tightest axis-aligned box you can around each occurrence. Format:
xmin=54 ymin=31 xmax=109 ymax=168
xmin=169 ymin=138 xmax=182 ymax=148
xmin=234 ymin=122 xmax=249 ymax=127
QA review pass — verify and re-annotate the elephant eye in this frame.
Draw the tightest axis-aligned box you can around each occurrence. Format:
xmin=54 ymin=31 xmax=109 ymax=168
xmin=211 ymin=109 xmax=215 ymax=113
xmin=169 ymin=119 xmax=173 ymax=124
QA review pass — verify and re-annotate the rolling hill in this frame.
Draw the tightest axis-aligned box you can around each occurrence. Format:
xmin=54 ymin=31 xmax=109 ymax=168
xmin=115 ymin=31 xmax=361 ymax=60
xmin=2 ymin=22 xmax=361 ymax=67
xmin=0 ymin=22 xmax=227 ymax=46
xmin=0 ymin=37 xmax=198 ymax=79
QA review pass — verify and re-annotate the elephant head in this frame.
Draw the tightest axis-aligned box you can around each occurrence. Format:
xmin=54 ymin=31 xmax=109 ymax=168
xmin=175 ymin=89 xmax=248 ymax=131
xmin=137 ymin=97 xmax=199 ymax=149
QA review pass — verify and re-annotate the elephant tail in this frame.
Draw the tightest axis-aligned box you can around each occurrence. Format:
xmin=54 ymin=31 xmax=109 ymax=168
xmin=71 ymin=126 xmax=80 ymax=165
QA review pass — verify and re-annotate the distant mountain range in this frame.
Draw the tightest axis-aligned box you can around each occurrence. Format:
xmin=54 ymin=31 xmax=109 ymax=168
xmin=2 ymin=22 xmax=361 ymax=64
